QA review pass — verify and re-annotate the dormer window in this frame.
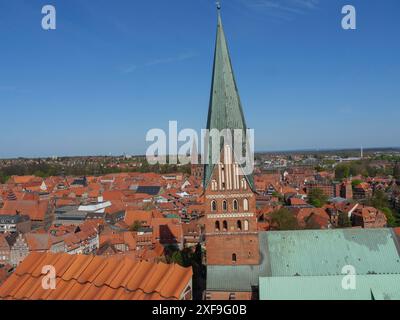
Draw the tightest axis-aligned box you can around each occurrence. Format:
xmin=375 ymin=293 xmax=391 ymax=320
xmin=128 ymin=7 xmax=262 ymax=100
xmin=241 ymin=178 xmax=247 ymax=190
xmin=211 ymin=180 xmax=218 ymax=191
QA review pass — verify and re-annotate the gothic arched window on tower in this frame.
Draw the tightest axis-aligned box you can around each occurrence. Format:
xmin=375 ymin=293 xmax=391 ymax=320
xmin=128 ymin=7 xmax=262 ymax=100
xmin=223 ymin=220 xmax=228 ymax=231
xmin=232 ymin=253 xmax=237 ymax=263
xmin=211 ymin=200 xmax=217 ymax=212
xmin=243 ymin=198 xmax=249 ymax=211
xmin=211 ymin=180 xmax=217 ymax=191
xmin=233 ymin=199 xmax=239 ymax=211
xmin=244 ymin=220 xmax=249 ymax=231
xmin=222 ymin=200 xmax=227 ymax=211
xmin=215 ymin=221 xmax=220 ymax=231
xmin=241 ymin=178 xmax=247 ymax=190
xmin=237 ymin=220 xmax=242 ymax=231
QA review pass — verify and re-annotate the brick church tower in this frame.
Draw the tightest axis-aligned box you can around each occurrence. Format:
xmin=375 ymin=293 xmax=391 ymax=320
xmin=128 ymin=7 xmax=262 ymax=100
xmin=203 ymin=7 xmax=259 ymax=266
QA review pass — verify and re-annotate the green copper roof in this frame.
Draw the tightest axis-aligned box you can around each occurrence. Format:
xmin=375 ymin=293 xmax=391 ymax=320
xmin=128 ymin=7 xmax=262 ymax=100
xmin=207 ymin=264 xmax=260 ymax=292
xmin=206 ymin=229 xmax=400 ymax=293
xmin=265 ymin=229 xmax=400 ymax=277
xmin=259 ymin=275 xmax=400 ymax=300
xmin=204 ymin=11 xmax=254 ymax=190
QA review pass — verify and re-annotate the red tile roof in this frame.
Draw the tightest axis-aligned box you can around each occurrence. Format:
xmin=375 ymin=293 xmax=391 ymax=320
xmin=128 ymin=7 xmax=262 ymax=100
xmin=125 ymin=210 xmax=153 ymax=227
xmin=0 ymin=234 xmax=10 ymax=251
xmin=10 ymin=176 xmax=37 ymax=184
xmin=102 ymin=190 xmax=126 ymax=201
xmin=0 ymin=252 xmax=192 ymax=300
xmin=289 ymin=198 xmax=307 ymax=206
xmin=24 ymin=233 xmax=52 ymax=251
xmin=152 ymin=218 xmax=183 ymax=245
xmin=0 ymin=200 xmax=49 ymax=221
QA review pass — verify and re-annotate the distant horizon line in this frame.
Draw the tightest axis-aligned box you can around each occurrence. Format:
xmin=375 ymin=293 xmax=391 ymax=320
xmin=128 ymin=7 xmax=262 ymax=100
xmin=1 ymin=146 xmax=399 ymax=160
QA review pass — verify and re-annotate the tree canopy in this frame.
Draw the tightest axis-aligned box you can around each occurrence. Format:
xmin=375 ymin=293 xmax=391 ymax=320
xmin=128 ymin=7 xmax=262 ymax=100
xmin=269 ymin=208 xmax=299 ymax=231
xmin=307 ymin=188 xmax=328 ymax=208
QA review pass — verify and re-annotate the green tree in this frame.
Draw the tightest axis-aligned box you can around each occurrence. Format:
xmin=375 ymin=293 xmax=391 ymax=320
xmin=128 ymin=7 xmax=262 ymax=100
xmin=129 ymin=220 xmax=143 ymax=232
xmin=270 ymin=208 xmax=299 ymax=231
xmin=271 ymin=191 xmax=284 ymax=204
xmin=366 ymin=190 xmax=398 ymax=227
xmin=34 ymin=170 xmax=46 ymax=178
xmin=0 ymin=171 xmax=10 ymax=184
xmin=351 ymin=179 xmax=363 ymax=187
xmin=381 ymin=207 xmax=396 ymax=227
xmin=370 ymin=189 xmax=389 ymax=210
xmin=335 ymin=164 xmax=350 ymax=180
xmin=394 ymin=162 xmax=400 ymax=180
xmin=308 ymin=188 xmax=328 ymax=208
xmin=170 ymin=251 xmax=184 ymax=266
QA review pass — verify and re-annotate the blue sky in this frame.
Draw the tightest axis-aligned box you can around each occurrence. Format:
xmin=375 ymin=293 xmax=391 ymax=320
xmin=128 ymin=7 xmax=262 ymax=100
xmin=0 ymin=0 xmax=399 ymax=158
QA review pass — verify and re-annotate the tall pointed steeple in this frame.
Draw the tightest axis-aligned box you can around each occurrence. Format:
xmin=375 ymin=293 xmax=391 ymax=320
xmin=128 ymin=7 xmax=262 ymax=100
xmin=204 ymin=6 xmax=253 ymax=189
xmin=203 ymin=5 xmax=260 ymax=269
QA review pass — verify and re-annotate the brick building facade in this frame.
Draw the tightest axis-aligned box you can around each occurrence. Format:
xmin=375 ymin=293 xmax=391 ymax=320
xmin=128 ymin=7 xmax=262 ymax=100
xmin=204 ymin=146 xmax=259 ymax=266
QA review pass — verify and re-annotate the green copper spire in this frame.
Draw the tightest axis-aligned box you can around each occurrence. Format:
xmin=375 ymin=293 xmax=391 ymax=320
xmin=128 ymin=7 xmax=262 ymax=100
xmin=204 ymin=8 xmax=254 ymax=190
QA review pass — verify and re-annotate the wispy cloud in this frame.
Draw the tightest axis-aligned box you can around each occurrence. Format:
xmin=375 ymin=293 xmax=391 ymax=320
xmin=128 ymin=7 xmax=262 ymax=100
xmin=238 ymin=0 xmax=320 ymax=21
xmin=121 ymin=52 xmax=198 ymax=74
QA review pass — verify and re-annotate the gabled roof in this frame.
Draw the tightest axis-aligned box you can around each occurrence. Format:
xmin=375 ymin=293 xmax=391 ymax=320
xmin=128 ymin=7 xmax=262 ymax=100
xmin=0 ymin=200 xmax=49 ymax=221
xmin=10 ymin=176 xmax=37 ymax=184
xmin=24 ymin=233 xmax=52 ymax=251
xmin=0 ymin=252 xmax=192 ymax=300
xmin=124 ymin=210 xmax=153 ymax=227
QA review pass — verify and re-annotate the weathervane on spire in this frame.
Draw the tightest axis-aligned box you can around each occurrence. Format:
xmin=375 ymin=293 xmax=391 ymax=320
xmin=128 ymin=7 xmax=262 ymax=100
xmin=216 ymin=1 xmax=221 ymax=10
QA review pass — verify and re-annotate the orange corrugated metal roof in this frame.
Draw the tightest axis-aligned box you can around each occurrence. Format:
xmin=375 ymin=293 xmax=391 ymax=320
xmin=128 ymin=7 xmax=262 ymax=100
xmin=0 ymin=252 xmax=192 ymax=300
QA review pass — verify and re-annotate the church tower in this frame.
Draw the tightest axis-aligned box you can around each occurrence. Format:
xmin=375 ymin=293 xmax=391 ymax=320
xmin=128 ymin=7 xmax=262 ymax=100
xmin=204 ymin=6 xmax=259 ymax=266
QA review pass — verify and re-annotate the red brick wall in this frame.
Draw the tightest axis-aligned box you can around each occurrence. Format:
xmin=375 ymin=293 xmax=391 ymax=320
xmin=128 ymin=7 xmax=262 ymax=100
xmin=206 ymin=233 xmax=259 ymax=265
xmin=204 ymin=147 xmax=260 ymax=266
